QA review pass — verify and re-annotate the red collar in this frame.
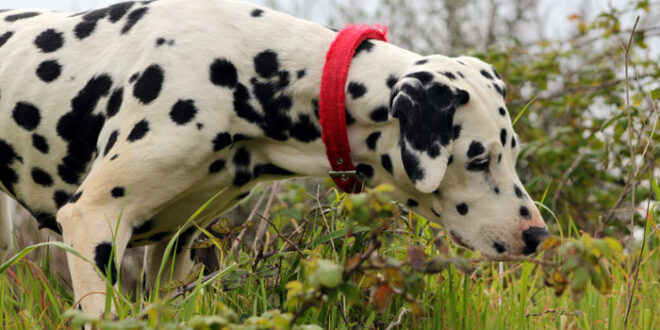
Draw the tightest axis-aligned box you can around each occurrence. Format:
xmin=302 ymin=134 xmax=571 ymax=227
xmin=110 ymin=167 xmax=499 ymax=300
xmin=319 ymin=24 xmax=388 ymax=193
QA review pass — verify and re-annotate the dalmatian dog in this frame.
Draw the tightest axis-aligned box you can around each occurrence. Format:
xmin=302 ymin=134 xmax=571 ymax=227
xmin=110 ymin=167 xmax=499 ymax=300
xmin=0 ymin=0 xmax=549 ymax=318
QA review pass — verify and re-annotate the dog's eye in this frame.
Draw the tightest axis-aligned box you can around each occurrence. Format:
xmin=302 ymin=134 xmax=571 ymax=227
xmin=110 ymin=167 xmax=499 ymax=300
xmin=467 ymin=158 xmax=490 ymax=171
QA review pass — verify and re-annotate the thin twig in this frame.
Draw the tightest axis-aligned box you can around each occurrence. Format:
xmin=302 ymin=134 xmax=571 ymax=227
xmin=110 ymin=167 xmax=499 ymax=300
xmin=171 ymin=270 xmax=220 ymax=299
xmin=551 ymin=153 xmax=586 ymax=210
xmin=255 ymin=214 xmax=305 ymax=258
xmin=253 ymin=182 xmax=279 ymax=251
xmin=343 ymin=238 xmax=380 ymax=280
xmin=314 ymin=185 xmax=337 ymax=257
xmin=622 ymin=16 xmax=640 ymax=330
xmin=385 ymin=307 xmax=410 ymax=330
xmin=230 ymin=185 xmax=268 ymax=256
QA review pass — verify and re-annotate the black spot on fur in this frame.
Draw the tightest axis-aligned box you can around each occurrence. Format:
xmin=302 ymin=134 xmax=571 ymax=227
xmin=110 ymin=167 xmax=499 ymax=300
xmin=104 ymin=131 xmax=119 ymax=156
xmin=500 ymin=129 xmax=507 ymax=147
xmin=345 ymin=109 xmax=356 ymax=125
xmin=209 ymin=159 xmax=226 ymax=174
xmin=431 ymin=208 xmax=441 ymax=217
xmin=415 ymin=59 xmax=428 ymax=65
xmin=35 ymin=212 xmax=60 ymax=234
xmin=210 ymin=58 xmax=238 ymax=88
xmin=511 ymin=136 xmax=517 ymax=148
xmin=170 ymin=99 xmax=198 ymax=125
xmin=407 ymin=199 xmax=419 ymax=207
xmin=108 ymin=2 xmax=134 ymax=22
xmin=0 ymin=140 xmax=19 ymax=194
xmin=111 ymin=187 xmax=125 ymax=198
xmin=233 ymin=147 xmax=251 ymax=167
xmin=369 ymin=106 xmax=389 ymax=122
xmin=493 ymin=84 xmax=506 ymax=98
xmin=32 ymin=134 xmax=49 ymax=154
xmin=94 ymin=242 xmax=118 ymax=285
xmin=381 ymin=154 xmax=393 ymax=174
xmin=122 ymin=7 xmax=148 ymax=34
xmin=251 ymin=9 xmax=264 ymax=17
xmin=312 ymin=100 xmax=320 ymax=119
xmin=127 ymin=120 xmax=149 ymax=142
xmin=132 ymin=220 xmax=154 ymax=235
xmin=354 ymin=40 xmax=374 ymax=57
xmin=366 ymin=132 xmax=381 ymax=151
xmin=356 ymin=164 xmax=374 ymax=180
xmin=404 ymin=71 xmax=433 ymax=85
xmin=233 ymin=134 xmax=250 ymax=143
xmin=386 ymin=74 xmax=398 ymax=89
xmin=480 ymin=69 xmax=494 ymax=80
xmin=499 ymin=107 xmax=506 ymax=116
xmin=494 ymin=186 xmax=500 ymax=194
xmin=447 ymin=155 xmax=454 ymax=165
xmin=519 ymin=206 xmax=531 ymax=219
xmin=254 ymin=50 xmax=279 ymax=78
xmin=213 ymin=133 xmax=232 ymax=151
xmin=173 ymin=227 xmax=196 ymax=256
xmin=467 ymin=141 xmax=485 ymax=158
xmin=492 ymin=68 xmax=501 ymax=79
xmin=401 ymin=147 xmax=424 ymax=183
xmin=514 ymin=184 xmax=524 ymax=199
xmin=456 ymin=203 xmax=468 ymax=215
xmin=13 ymin=102 xmax=41 ymax=131
xmin=498 ymin=153 xmax=502 ymax=163
xmin=53 ymin=190 xmax=71 ymax=209
xmin=110 ymin=154 xmax=119 ymax=161
xmin=36 ymin=60 xmax=62 ymax=82
xmin=69 ymin=191 xmax=82 ymax=203
xmin=290 ymin=114 xmax=321 ymax=143
xmin=233 ymin=172 xmax=252 ymax=186
xmin=347 ymin=82 xmax=367 ymax=99
xmin=74 ymin=8 xmax=108 ymax=39
xmin=0 ymin=31 xmax=13 ymax=48
xmin=34 ymin=29 xmax=64 ymax=53
xmin=5 ymin=12 xmax=40 ymax=22
xmin=297 ymin=69 xmax=306 ymax=79
xmin=133 ymin=64 xmax=164 ymax=104
xmin=106 ymin=88 xmax=123 ymax=118
xmin=233 ymin=83 xmax=261 ymax=123
xmin=493 ymin=242 xmax=506 ymax=253
xmin=31 ymin=167 xmax=53 ymax=187
xmin=452 ymin=125 xmax=462 ymax=140
xmin=440 ymin=71 xmax=457 ymax=80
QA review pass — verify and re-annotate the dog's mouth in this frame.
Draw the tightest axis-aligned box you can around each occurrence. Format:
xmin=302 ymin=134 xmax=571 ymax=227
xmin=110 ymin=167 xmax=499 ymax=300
xmin=449 ymin=230 xmax=472 ymax=249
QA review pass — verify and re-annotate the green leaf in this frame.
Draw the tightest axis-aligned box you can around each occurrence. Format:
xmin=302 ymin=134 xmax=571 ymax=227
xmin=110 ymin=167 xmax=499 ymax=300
xmin=309 ymin=260 xmax=344 ymax=289
xmin=279 ymin=207 xmax=303 ymax=220
xmin=338 ymin=283 xmax=362 ymax=305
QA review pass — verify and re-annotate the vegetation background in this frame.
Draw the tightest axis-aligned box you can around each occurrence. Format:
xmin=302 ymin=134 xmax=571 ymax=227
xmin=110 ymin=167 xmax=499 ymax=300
xmin=0 ymin=0 xmax=658 ymax=329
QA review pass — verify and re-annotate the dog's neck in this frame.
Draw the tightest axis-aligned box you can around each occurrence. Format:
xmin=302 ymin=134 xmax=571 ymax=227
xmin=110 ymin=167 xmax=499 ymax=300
xmin=256 ymin=32 xmax=420 ymax=195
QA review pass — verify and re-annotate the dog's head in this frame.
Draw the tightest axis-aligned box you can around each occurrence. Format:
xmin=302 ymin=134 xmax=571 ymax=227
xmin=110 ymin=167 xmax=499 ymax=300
xmin=382 ymin=55 xmax=548 ymax=257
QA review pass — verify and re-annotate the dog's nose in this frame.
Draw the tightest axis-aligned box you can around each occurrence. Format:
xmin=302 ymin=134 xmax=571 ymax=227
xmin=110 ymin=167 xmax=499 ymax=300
xmin=522 ymin=227 xmax=550 ymax=255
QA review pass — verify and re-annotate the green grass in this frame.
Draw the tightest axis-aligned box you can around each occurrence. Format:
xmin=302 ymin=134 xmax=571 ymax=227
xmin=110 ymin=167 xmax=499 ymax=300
xmin=0 ymin=184 xmax=658 ymax=329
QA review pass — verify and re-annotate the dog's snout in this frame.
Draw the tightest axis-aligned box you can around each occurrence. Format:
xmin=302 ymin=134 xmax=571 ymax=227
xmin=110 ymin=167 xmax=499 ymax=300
xmin=521 ymin=227 xmax=550 ymax=255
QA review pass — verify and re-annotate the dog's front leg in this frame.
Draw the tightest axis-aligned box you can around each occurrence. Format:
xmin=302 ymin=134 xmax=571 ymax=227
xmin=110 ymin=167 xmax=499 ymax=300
xmin=58 ymin=198 xmax=133 ymax=320
xmin=0 ymin=193 xmax=13 ymax=262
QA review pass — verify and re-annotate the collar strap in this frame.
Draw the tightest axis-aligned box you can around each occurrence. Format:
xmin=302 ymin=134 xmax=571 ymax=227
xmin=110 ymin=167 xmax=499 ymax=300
xmin=319 ymin=24 xmax=388 ymax=193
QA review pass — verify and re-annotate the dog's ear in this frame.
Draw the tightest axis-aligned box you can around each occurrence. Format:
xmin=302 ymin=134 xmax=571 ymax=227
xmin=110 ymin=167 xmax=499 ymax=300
xmin=389 ymin=74 xmax=469 ymax=193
